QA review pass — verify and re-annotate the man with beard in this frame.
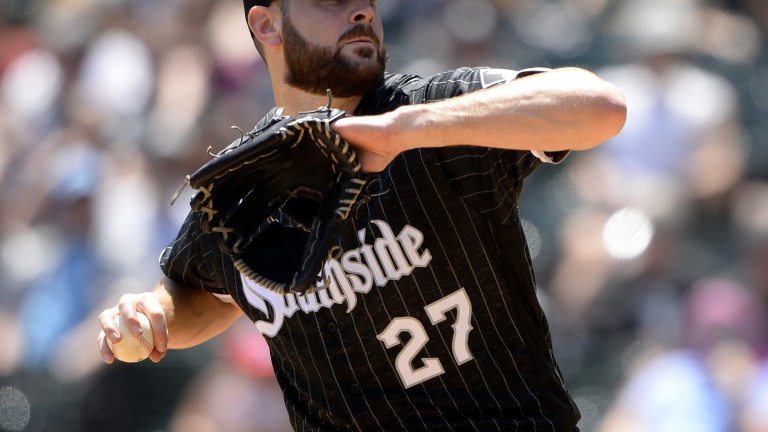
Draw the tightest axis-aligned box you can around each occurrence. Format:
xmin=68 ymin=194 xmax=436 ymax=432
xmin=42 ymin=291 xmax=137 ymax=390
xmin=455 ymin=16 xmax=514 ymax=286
xmin=97 ymin=0 xmax=626 ymax=430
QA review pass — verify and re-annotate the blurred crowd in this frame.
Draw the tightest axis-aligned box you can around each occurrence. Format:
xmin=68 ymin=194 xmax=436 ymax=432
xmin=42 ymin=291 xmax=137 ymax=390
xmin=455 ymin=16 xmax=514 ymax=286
xmin=1 ymin=0 xmax=767 ymax=431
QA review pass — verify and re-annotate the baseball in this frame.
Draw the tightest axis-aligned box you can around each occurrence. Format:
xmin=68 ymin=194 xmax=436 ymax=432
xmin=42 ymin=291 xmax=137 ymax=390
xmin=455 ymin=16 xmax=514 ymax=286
xmin=107 ymin=313 xmax=155 ymax=363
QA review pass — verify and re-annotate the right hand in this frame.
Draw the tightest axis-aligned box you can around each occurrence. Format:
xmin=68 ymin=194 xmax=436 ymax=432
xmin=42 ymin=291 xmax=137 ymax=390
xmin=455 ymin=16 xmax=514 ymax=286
xmin=332 ymin=111 xmax=402 ymax=173
xmin=97 ymin=292 xmax=169 ymax=364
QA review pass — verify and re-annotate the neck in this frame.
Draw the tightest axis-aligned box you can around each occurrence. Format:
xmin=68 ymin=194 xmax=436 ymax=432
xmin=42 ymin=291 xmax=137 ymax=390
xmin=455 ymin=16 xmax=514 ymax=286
xmin=280 ymin=88 xmax=363 ymax=115
xmin=271 ymin=73 xmax=364 ymax=115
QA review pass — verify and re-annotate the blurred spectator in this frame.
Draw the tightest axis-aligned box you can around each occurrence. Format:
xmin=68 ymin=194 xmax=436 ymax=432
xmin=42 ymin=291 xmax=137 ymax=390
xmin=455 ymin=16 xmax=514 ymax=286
xmin=600 ymin=0 xmax=745 ymax=203
xmin=18 ymin=136 xmax=104 ymax=367
xmin=598 ymin=278 xmax=768 ymax=432
xmin=539 ymin=0 xmax=748 ymax=355
xmin=521 ymin=1 xmax=748 ymax=386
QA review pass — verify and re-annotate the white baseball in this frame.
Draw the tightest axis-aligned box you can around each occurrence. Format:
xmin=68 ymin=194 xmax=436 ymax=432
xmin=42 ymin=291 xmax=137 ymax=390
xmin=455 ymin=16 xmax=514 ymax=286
xmin=107 ymin=313 xmax=155 ymax=363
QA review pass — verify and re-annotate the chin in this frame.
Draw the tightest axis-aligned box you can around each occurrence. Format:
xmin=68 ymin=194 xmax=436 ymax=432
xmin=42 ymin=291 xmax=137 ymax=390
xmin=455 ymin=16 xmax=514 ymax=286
xmin=352 ymin=45 xmax=377 ymax=59
xmin=339 ymin=43 xmax=376 ymax=60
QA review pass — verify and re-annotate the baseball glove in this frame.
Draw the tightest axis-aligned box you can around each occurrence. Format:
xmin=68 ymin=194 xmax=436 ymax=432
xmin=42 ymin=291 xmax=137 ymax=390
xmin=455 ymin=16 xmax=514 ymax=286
xmin=170 ymin=107 xmax=366 ymax=294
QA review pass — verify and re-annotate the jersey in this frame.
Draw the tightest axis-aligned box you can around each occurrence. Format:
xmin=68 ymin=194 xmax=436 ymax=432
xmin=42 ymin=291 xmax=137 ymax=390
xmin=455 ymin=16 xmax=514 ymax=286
xmin=161 ymin=67 xmax=580 ymax=431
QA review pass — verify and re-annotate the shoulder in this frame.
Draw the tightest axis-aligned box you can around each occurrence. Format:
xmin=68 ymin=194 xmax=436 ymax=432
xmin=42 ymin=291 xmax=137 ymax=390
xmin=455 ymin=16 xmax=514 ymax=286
xmin=385 ymin=67 xmax=488 ymax=100
xmin=360 ymin=67 xmax=550 ymax=111
xmin=355 ymin=68 xmax=482 ymax=114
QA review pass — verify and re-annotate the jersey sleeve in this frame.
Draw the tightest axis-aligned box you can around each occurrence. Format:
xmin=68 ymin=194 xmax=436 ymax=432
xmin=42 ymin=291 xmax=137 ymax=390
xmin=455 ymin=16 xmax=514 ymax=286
xmin=431 ymin=145 xmax=540 ymax=225
xmin=411 ymin=67 xmax=568 ymax=224
xmin=158 ymin=210 xmax=233 ymax=296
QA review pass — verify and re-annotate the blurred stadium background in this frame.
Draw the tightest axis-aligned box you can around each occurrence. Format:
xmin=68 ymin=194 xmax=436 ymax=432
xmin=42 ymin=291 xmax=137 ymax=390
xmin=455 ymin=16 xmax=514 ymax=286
xmin=1 ymin=0 xmax=767 ymax=430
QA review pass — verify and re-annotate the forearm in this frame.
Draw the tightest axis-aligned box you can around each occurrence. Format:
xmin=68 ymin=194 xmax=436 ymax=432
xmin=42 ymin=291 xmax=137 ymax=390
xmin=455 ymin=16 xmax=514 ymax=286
xmin=153 ymin=276 xmax=243 ymax=349
xmin=393 ymin=67 xmax=626 ymax=153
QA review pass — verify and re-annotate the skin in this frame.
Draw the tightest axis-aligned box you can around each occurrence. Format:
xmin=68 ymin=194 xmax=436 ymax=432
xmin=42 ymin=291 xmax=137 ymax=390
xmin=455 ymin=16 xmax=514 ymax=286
xmin=97 ymin=0 xmax=627 ymax=364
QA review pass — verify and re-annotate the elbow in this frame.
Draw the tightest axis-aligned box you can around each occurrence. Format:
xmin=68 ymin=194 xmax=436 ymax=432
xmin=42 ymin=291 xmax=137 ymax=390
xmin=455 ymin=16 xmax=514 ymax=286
xmin=601 ymin=82 xmax=628 ymax=140
xmin=578 ymin=78 xmax=627 ymax=151
xmin=550 ymin=67 xmax=627 ymax=151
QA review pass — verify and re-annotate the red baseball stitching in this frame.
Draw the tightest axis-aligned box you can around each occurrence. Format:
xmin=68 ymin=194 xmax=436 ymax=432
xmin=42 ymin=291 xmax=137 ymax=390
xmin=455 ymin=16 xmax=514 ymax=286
xmin=111 ymin=316 xmax=152 ymax=360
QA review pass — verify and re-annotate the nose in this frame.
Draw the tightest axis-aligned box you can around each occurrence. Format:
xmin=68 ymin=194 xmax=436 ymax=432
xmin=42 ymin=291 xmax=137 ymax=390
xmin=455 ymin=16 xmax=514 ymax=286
xmin=350 ymin=1 xmax=375 ymax=24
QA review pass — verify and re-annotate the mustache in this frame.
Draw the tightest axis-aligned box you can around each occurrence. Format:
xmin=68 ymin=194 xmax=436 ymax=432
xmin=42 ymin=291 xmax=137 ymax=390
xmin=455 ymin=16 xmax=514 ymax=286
xmin=339 ymin=25 xmax=381 ymax=47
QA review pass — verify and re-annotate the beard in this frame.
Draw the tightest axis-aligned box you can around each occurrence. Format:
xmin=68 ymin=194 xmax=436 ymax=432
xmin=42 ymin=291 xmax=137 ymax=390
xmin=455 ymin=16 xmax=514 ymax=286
xmin=282 ymin=15 xmax=388 ymax=98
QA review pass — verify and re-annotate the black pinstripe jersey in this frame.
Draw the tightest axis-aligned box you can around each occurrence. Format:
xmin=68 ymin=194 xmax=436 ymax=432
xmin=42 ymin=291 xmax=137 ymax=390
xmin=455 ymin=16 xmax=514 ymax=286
xmin=161 ymin=67 xmax=580 ymax=431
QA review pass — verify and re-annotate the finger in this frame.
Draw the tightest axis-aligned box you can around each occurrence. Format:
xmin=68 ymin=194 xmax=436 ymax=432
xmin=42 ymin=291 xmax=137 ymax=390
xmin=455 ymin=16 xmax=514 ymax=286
xmin=97 ymin=331 xmax=115 ymax=364
xmin=98 ymin=307 xmax=121 ymax=344
xmin=139 ymin=298 xmax=169 ymax=354
xmin=148 ymin=348 xmax=166 ymax=363
xmin=117 ymin=293 xmax=144 ymax=337
xmin=119 ymin=292 xmax=169 ymax=353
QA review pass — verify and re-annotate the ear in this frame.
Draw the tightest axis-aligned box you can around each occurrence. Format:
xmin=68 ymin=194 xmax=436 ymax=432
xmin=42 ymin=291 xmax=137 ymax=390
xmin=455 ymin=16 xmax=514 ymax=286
xmin=248 ymin=6 xmax=282 ymax=47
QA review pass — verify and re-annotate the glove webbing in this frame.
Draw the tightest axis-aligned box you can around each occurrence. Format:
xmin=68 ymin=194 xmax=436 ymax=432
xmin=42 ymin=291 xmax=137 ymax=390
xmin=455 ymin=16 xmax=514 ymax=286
xmin=228 ymin=117 xmax=366 ymax=294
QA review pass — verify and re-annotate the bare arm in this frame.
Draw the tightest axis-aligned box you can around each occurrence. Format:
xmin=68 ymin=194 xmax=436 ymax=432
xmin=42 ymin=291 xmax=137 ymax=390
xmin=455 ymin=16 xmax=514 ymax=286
xmin=333 ymin=67 xmax=627 ymax=172
xmin=97 ymin=276 xmax=243 ymax=363
xmin=152 ymin=277 xmax=244 ymax=349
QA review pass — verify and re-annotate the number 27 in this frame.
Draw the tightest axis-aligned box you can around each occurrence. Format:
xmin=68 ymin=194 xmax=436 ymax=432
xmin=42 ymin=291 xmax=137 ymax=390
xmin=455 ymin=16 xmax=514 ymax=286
xmin=377 ymin=288 xmax=474 ymax=388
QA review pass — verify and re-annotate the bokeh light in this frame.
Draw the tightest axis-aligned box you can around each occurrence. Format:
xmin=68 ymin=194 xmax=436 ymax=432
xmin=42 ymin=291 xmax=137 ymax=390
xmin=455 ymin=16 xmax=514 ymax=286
xmin=0 ymin=387 xmax=30 ymax=432
xmin=602 ymin=207 xmax=654 ymax=260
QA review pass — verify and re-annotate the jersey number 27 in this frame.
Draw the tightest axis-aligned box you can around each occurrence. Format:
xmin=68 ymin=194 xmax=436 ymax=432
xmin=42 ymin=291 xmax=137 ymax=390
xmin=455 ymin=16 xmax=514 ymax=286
xmin=377 ymin=288 xmax=474 ymax=388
